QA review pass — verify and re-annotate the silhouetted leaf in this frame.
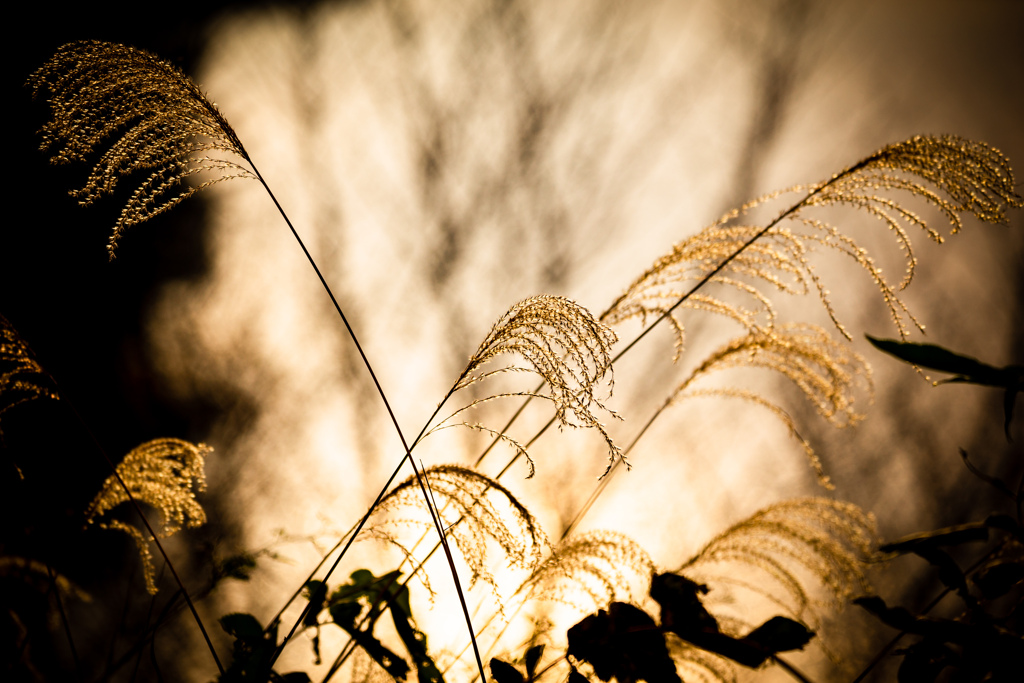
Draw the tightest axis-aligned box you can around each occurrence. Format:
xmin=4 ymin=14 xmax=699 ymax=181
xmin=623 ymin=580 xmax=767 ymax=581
xmin=648 ymin=572 xmax=788 ymax=668
xmin=388 ymin=584 xmax=444 ymax=683
xmin=908 ymin=547 xmax=972 ymax=600
xmin=855 ymin=596 xmax=975 ymax=643
xmin=895 ymin=640 xmax=954 ymax=683
xmin=217 ymin=613 xmax=282 ymax=682
xmin=866 ymin=336 xmax=1004 ymax=383
xmin=490 ymin=658 xmax=525 ymax=683
xmin=879 ymin=523 xmax=988 ymax=553
xmin=524 ymin=644 xmax=545 ymax=680
xmin=337 ymin=625 xmax=409 ymax=681
xmin=302 ymin=580 xmax=327 ymax=627
xmin=274 ymin=674 xmax=312 ymax=683
xmin=328 ymin=601 xmax=361 ymax=628
xmin=649 ymin=573 xmax=719 ymax=637
xmin=220 ymin=613 xmax=264 ymax=644
xmin=329 ymin=569 xmax=407 ymax=619
xmin=566 ymin=666 xmax=589 ymax=683
xmin=567 ymin=602 xmax=680 ymax=683
xmin=854 ymin=596 xmax=917 ymax=630
xmin=866 ymin=336 xmax=1023 ymax=438
xmin=958 ymin=449 xmax=1017 ymax=499
xmin=741 ymin=616 xmax=814 ymax=653
xmin=972 ymin=559 xmax=1024 ymax=600
xmin=984 ymin=514 xmax=1022 ymax=538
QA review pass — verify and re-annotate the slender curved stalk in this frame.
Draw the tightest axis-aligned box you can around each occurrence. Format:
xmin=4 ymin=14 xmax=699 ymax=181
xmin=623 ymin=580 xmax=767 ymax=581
xmin=295 ymin=154 xmax=875 ymax=677
xmin=60 ymin=399 xmax=225 ymax=675
xmin=262 ymin=379 xmax=465 ymax=641
xmin=244 ymin=158 xmax=468 ymax=670
xmin=773 ymin=655 xmax=816 ymax=683
xmin=413 ymin=459 xmax=488 ymax=683
xmin=45 ymin=562 xmax=82 ymax=683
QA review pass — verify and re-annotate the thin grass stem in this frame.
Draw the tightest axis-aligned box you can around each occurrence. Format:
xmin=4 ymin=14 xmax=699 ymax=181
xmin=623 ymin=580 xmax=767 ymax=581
xmin=773 ymin=655 xmax=816 ymax=683
xmin=59 ymin=400 xmax=224 ymax=675
xmin=45 ymin=562 xmax=83 ymax=683
xmin=412 ymin=458 xmax=488 ymax=683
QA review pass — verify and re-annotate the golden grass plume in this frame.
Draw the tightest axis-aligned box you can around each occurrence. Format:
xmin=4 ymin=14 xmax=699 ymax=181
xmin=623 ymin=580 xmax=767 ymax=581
xmin=523 ymin=530 xmax=655 ymax=614
xmin=85 ymin=438 xmax=210 ymax=594
xmin=604 ymin=135 xmax=1023 ymax=348
xmin=28 ymin=40 xmax=255 ymax=258
xmin=448 ymin=295 xmax=621 ymax=475
xmin=677 ymin=498 xmax=876 ymax=632
xmin=669 ymin=323 xmax=872 ymax=488
xmin=0 ymin=314 xmax=58 ymax=435
xmin=371 ymin=464 xmax=547 ymax=594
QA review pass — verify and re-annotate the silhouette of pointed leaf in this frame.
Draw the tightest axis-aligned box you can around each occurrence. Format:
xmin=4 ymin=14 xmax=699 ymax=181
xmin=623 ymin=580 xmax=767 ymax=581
xmin=328 ymin=601 xmax=361 ymax=629
xmin=302 ymin=580 xmax=327 ymax=627
xmin=854 ymin=596 xmax=976 ymax=644
xmin=388 ymin=584 xmax=444 ymax=683
xmin=566 ymin=602 xmax=680 ymax=683
xmin=958 ymin=450 xmax=1017 ymax=498
xmin=983 ymin=514 xmax=1021 ymax=536
xmin=649 ymin=573 xmax=719 ymax=637
xmin=879 ymin=523 xmax=989 ymax=553
xmin=648 ymin=593 xmax=767 ymax=668
xmin=489 ymin=658 xmax=525 ymax=683
xmin=971 ymin=559 xmax=1024 ymax=600
xmin=328 ymin=569 xmax=406 ymax=620
xmin=741 ymin=616 xmax=814 ymax=654
xmin=910 ymin=547 xmax=970 ymax=597
xmin=524 ymin=644 xmax=545 ymax=680
xmin=276 ymin=674 xmax=312 ymax=683
xmin=330 ymin=615 xmax=409 ymax=682
xmin=867 ymin=336 xmax=1005 ymax=382
xmin=867 ymin=336 xmax=1023 ymax=435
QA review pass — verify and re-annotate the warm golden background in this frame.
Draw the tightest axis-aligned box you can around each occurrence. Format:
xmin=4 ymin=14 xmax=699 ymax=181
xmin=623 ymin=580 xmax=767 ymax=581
xmin=6 ymin=1 xmax=1022 ymax=681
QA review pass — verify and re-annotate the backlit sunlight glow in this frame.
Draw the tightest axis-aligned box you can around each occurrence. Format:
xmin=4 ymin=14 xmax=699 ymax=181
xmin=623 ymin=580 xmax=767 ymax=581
xmin=100 ymin=1 xmax=1024 ymax=681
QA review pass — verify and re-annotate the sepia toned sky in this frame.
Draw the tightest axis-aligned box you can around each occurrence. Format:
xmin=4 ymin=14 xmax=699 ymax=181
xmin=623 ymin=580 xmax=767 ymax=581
xmin=6 ymin=1 xmax=1023 ymax=681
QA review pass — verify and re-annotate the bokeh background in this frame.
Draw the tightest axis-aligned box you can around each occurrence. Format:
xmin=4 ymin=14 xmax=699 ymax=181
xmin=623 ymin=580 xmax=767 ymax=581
xmin=5 ymin=1 xmax=1023 ymax=681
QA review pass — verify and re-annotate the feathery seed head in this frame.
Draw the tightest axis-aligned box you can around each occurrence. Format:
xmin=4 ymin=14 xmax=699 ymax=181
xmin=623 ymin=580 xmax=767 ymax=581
xmin=524 ymin=530 xmax=655 ymax=613
xmin=605 ymin=135 xmax=1023 ymax=345
xmin=85 ymin=438 xmax=210 ymax=594
xmin=455 ymin=295 xmax=622 ymax=474
xmin=29 ymin=40 xmax=255 ymax=258
xmin=0 ymin=314 xmax=58 ymax=434
xmin=668 ymin=324 xmax=872 ymax=488
xmin=678 ymin=498 xmax=877 ymax=631
xmin=373 ymin=465 xmax=547 ymax=593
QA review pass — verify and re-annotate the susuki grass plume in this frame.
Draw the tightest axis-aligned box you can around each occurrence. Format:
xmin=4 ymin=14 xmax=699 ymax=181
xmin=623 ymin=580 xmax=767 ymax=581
xmin=668 ymin=323 xmax=872 ymax=488
xmin=523 ymin=530 xmax=656 ymax=613
xmin=604 ymin=135 xmax=1023 ymax=348
xmin=0 ymin=314 xmax=58 ymax=436
xmin=437 ymin=295 xmax=620 ymax=476
xmin=28 ymin=40 xmax=256 ymax=258
xmin=372 ymin=464 xmax=547 ymax=592
xmin=679 ymin=498 xmax=877 ymax=628
xmin=85 ymin=438 xmax=211 ymax=594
